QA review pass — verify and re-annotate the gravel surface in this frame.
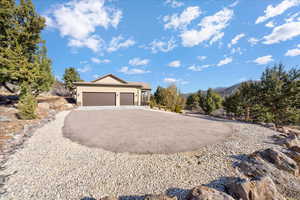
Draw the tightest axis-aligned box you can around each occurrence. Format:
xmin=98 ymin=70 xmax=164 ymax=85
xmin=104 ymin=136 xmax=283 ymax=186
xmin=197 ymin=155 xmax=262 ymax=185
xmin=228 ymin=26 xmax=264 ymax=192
xmin=0 ymin=110 xmax=279 ymax=200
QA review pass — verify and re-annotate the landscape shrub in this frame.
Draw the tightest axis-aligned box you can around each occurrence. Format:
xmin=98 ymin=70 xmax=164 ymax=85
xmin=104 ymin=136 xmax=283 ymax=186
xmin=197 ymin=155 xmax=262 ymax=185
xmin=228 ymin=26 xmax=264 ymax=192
xmin=199 ymin=88 xmax=223 ymax=115
xmin=153 ymin=85 xmax=185 ymax=113
xmin=18 ymin=87 xmax=37 ymax=120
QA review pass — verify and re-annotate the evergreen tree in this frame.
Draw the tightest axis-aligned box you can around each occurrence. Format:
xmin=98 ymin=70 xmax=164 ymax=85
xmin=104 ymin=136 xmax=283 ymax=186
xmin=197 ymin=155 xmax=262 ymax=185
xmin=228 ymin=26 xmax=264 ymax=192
xmin=199 ymin=88 xmax=223 ymax=115
xmin=186 ymin=93 xmax=200 ymax=110
xmin=63 ymin=67 xmax=82 ymax=96
xmin=0 ymin=0 xmax=53 ymax=119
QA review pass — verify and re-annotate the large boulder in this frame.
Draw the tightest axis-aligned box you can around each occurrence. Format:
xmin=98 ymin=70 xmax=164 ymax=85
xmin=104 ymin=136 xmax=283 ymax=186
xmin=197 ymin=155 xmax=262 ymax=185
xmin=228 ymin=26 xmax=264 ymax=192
xmin=276 ymin=134 xmax=300 ymax=148
xmin=256 ymin=148 xmax=299 ymax=176
xmin=37 ymin=102 xmax=50 ymax=110
xmin=236 ymin=154 xmax=300 ymax=199
xmin=144 ymin=194 xmax=177 ymax=200
xmin=99 ymin=197 xmax=118 ymax=200
xmin=187 ymin=186 xmax=234 ymax=200
xmin=226 ymin=176 xmax=286 ymax=200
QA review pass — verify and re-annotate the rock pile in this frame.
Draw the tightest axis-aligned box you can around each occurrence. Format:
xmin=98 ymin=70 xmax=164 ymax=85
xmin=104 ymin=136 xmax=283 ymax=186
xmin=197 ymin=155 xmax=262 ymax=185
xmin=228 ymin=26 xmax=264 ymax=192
xmin=99 ymin=128 xmax=300 ymax=200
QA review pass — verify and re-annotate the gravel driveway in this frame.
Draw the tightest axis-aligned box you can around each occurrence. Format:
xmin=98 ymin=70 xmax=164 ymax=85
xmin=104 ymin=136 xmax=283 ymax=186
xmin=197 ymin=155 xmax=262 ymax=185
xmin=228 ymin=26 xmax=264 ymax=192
xmin=63 ymin=109 xmax=233 ymax=154
xmin=0 ymin=110 xmax=278 ymax=200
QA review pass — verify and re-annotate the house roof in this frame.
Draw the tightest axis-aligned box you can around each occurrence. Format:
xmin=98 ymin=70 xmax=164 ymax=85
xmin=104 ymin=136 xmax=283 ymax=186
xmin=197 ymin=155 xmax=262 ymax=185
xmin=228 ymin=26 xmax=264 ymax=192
xmin=74 ymin=74 xmax=151 ymax=90
xmin=91 ymin=74 xmax=127 ymax=84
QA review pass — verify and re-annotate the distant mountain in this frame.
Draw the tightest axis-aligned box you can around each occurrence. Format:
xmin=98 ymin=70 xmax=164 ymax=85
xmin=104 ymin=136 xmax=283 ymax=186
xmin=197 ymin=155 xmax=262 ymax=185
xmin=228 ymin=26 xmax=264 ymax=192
xmin=182 ymin=82 xmax=243 ymax=98
xmin=212 ymin=82 xmax=242 ymax=97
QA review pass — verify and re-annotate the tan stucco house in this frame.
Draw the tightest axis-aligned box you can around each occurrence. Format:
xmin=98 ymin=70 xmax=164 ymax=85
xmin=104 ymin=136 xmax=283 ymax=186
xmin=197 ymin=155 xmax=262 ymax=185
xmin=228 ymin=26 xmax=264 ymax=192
xmin=74 ymin=74 xmax=151 ymax=106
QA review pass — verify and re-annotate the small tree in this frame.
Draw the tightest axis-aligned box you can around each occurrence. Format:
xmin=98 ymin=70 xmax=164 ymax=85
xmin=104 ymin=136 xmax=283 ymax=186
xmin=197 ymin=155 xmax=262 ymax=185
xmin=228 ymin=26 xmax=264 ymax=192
xmin=153 ymin=85 xmax=185 ymax=112
xmin=18 ymin=84 xmax=37 ymax=119
xmin=63 ymin=67 xmax=82 ymax=96
xmin=186 ymin=93 xmax=200 ymax=110
xmin=199 ymin=88 xmax=222 ymax=115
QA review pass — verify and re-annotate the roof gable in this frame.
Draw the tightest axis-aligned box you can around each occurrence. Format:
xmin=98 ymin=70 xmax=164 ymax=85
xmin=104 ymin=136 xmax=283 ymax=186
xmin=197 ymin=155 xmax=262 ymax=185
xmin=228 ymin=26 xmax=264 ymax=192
xmin=92 ymin=74 xmax=127 ymax=84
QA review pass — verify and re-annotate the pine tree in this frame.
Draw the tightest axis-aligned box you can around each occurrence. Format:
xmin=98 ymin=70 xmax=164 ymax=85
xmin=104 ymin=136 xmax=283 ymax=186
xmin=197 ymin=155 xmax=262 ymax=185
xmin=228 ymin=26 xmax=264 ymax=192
xmin=199 ymin=88 xmax=222 ymax=115
xmin=0 ymin=0 xmax=53 ymax=119
xmin=63 ymin=67 xmax=82 ymax=96
xmin=186 ymin=93 xmax=200 ymax=110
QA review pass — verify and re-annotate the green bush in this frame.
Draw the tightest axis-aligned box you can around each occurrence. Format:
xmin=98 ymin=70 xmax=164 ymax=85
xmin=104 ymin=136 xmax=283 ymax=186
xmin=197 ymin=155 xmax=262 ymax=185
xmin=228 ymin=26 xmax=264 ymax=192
xmin=174 ymin=104 xmax=182 ymax=113
xmin=18 ymin=91 xmax=37 ymax=120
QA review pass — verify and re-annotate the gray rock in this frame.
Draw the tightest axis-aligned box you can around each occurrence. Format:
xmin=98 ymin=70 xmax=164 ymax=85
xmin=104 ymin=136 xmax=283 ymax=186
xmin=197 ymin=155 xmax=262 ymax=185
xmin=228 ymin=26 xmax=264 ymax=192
xmin=38 ymin=102 xmax=50 ymax=110
xmin=237 ymin=154 xmax=300 ymax=199
xmin=187 ymin=186 xmax=234 ymax=200
xmin=256 ymin=148 xmax=298 ymax=176
xmin=226 ymin=176 xmax=286 ymax=200
xmin=145 ymin=194 xmax=177 ymax=200
xmin=0 ymin=116 xmax=11 ymax=122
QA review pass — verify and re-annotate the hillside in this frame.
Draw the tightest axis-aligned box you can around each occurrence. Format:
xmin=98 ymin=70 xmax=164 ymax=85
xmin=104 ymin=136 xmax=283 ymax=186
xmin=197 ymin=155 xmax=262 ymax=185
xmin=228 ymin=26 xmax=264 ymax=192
xmin=182 ymin=82 xmax=242 ymax=98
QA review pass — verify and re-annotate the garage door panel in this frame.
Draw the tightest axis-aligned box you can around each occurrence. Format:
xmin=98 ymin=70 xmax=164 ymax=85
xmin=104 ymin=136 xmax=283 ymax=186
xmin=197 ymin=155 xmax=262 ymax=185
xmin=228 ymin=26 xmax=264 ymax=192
xmin=120 ymin=93 xmax=134 ymax=105
xmin=83 ymin=92 xmax=116 ymax=106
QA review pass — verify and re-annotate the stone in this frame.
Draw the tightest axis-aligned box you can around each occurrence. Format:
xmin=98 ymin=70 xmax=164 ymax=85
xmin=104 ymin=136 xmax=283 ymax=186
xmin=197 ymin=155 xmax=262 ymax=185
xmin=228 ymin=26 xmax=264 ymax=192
xmin=282 ymin=135 xmax=300 ymax=148
xmin=265 ymin=123 xmax=276 ymax=130
xmin=187 ymin=186 xmax=234 ymax=200
xmin=256 ymin=148 xmax=299 ymax=176
xmin=38 ymin=102 xmax=50 ymax=110
xmin=290 ymin=146 xmax=300 ymax=153
xmin=99 ymin=196 xmax=118 ymax=200
xmin=64 ymin=103 xmax=74 ymax=109
xmin=144 ymin=194 xmax=177 ymax=200
xmin=285 ymin=149 xmax=300 ymax=166
xmin=237 ymin=154 xmax=300 ymax=199
xmin=0 ymin=116 xmax=11 ymax=122
xmin=226 ymin=176 xmax=286 ymax=200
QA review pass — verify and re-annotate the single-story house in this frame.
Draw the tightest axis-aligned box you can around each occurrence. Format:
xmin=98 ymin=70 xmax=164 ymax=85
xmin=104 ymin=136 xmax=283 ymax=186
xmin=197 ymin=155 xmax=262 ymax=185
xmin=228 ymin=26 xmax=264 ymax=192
xmin=74 ymin=74 xmax=151 ymax=106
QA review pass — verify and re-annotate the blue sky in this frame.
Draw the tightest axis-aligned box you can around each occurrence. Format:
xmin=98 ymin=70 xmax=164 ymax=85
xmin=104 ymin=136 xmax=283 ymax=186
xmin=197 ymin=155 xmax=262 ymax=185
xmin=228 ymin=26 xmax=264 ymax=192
xmin=35 ymin=0 xmax=300 ymax=93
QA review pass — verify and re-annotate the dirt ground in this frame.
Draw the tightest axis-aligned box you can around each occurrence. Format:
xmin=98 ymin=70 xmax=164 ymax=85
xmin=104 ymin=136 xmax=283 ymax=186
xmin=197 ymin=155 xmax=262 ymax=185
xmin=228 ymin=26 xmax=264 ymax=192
xmin=63 ymin=109 xmax=233 ymax=154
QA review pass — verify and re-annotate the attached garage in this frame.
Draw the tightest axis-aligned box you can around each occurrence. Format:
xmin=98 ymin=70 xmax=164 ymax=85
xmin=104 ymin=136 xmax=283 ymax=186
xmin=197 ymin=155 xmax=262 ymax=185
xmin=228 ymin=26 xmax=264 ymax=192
xmin=82 ymin=92 xmax=116 ymax=106
xmin=74 ymin=74 xmax=151 ymax=107
xmin=120 ymin=93 xmax=134 ymax=105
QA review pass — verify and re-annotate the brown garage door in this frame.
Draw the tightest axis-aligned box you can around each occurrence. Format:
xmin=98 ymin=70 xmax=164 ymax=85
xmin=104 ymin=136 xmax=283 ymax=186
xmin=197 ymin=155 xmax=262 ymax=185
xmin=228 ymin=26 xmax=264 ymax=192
xmin=120 ymin=93 xmax=134 ymax=105
xmin=82 ymin=92 xmax=116 ymax=106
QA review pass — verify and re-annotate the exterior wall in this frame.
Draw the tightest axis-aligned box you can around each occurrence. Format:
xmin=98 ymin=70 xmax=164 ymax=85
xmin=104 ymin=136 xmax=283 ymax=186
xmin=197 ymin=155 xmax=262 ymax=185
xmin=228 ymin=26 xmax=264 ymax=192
xmin=76 ymin=85 xmax=141 ymax=106
xmin=94 ymin=76 xmax=125 ymax=84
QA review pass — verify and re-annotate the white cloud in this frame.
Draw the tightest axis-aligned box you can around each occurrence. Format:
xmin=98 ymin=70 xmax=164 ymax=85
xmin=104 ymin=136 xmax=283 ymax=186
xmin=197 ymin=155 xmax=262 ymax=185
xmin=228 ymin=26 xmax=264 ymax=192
xmin=230 ymin=47 xmax=242 ymax=55
xmin=129 ymin=57 xmax=150 ymax=66
xmin=197 ymin=56 xmax=207 ymax=61
xmin=181 ymin=8 xmax=234 ymax=47
xmin=68 ymin=35 xmax=104 ymax=52
xmin=165 ymin=0 xmax=184 ymax=8
xmin=93 ymin=74 xmax=100 ymax=79
xmin=298 ymin=44 xmax=300 ymax=48
xmin=107 ymin=35 xmax=135 ymax=52
xmin=164 ymin=6 xmax=201 ymax=30
xmin=263 ymin=21 xmax=300 ymax=44
xmin=229 ymin=1 xmax=239 ymax=8
xmin=256 ymin=0 xmax=300 ymax=24
xmin=217 ymin=57 xmax=233 ymax=66
xmin=168 ymin=60 xmax=181 ymax=68
xmin=248 ymin=37 xmax=259 ymax=46
xmin=265 ymin=21 xmax=275 ymax=28
xmin=228 ymin=33 xmax=245 ymax=48
xmin=285 ymin=48 xmax=300 ymax=56
xmin=163 ymin=78 xmax=188 ymax=85
xmin=119 ymin=66 xmax=150 ymax=75
xmin=45 ymin=0 xmax=122 ymax=51
xmin=285 ymin=12 xmax=300 ymax=22
xmin=91 ymin=57 xmax=110 ymax=64
xmin=253 ymin=55 xmax=274 ymax=65
xmin=147 ymin=37 xmax=176 ymax=53
xmin=188 ymin=64 xmax=211 ymax=72
xmin=78 ymin=65 xmax=91 ymax=73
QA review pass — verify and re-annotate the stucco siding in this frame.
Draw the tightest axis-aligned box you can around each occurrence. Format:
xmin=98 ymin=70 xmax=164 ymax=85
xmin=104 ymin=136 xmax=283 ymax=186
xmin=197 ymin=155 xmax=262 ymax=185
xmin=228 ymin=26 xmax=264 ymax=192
xmin=76 ymin=85 xmax=141 ymax=106
xmin=94 ymin=76 xmax=125 ymax=84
